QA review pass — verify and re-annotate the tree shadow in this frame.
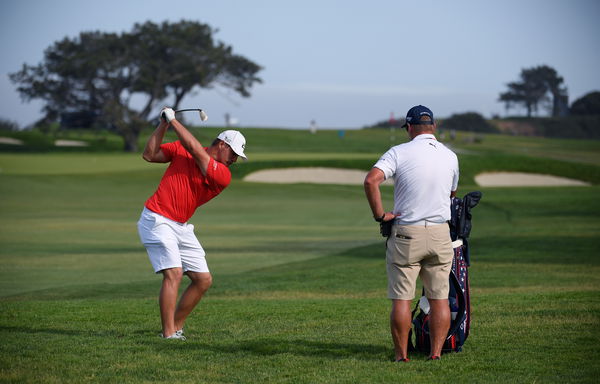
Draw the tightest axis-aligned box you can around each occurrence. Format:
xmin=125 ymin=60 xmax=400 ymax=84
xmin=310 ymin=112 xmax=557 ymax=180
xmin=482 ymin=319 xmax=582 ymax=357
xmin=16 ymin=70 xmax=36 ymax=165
xmin=337 ymin=242 xmax=385 ymax=259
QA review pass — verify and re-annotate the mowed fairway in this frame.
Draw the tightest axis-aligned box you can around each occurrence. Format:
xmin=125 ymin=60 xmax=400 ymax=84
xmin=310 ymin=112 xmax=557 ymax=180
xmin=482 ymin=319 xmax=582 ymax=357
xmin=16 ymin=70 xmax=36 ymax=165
xmin=1 ymin=129 xmax=599 ymax=383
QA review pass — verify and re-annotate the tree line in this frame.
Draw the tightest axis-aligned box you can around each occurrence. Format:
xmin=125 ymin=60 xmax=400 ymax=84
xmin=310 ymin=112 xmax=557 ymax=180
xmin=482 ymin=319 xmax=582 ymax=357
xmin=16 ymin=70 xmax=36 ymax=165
xmin=498 ymin=65 xmax=599 ymax=118
xmin=8 ymin=20 xmax=600 ymax=148
xmin=9 ymin=20 xmax=262 ymax=151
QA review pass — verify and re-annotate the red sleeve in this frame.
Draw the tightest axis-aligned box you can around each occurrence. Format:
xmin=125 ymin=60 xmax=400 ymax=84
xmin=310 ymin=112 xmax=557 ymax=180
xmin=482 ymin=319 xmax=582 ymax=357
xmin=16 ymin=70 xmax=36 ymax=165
xmin=205 ymin=157 xmax=231 ymax=191
xmin=160 ymin=141 xmax=179 ymax=161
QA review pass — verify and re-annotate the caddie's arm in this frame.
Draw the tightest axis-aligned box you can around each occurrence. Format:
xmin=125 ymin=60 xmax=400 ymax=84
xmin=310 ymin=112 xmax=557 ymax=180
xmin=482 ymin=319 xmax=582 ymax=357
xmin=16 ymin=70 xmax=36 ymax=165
xmin=364 ymin=168 xmax=396 ymax=222
xmin=142 ymin=119 xmax=170 ymax=163
xmin=161 ymin=107 xmax=211 ymax=176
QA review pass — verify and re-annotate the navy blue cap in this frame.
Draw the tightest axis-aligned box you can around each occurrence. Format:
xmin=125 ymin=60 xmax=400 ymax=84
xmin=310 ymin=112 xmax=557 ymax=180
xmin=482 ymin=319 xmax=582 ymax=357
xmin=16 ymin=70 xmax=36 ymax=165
xmin=401 ymin=105 xmax=435 ymax=128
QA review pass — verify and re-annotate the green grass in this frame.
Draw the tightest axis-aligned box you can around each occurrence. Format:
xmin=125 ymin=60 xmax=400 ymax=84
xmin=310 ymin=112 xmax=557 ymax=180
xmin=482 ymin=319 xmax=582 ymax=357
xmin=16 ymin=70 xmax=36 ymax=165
xmin=1 ymin=130 xmax=600 ymax=383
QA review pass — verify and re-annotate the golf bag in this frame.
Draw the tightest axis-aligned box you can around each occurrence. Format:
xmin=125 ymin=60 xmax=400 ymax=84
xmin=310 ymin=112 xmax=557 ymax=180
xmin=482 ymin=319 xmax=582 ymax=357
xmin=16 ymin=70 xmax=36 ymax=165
xmin=411 ymin=191 xmax=482 ymax=353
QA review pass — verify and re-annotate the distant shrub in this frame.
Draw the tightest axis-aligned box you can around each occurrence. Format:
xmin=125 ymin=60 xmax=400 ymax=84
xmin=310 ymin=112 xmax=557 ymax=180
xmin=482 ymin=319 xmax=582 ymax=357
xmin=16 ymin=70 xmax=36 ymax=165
xmin=570 ymin=91 xmax=600 ymax=116
xmin=496 ymin=116 xmax=600 ymax=139
xmin=367 ymin=118 xmax=405 ymax=129
xmin=0 ymin=118 xmax=19 ymax=132
xmin=537 ymin=116 xmax=600 ymax=139
xmin=439 ymin=112 xmax=498 ymax=133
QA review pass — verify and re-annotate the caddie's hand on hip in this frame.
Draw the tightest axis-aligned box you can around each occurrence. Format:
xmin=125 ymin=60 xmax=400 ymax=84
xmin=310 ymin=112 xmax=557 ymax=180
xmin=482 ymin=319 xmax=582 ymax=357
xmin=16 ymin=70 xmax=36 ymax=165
xmin=160 ymin=107 xmax=176 ymax=123
xmin=382 ymin=212 xmax=399 ymax=222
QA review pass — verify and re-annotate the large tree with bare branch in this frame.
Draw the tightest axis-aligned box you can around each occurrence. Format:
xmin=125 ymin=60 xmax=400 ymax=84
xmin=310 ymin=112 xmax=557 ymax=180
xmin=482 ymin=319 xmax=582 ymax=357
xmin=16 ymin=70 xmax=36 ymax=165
xmin=10 ymin=20 xmax=263 ymax=151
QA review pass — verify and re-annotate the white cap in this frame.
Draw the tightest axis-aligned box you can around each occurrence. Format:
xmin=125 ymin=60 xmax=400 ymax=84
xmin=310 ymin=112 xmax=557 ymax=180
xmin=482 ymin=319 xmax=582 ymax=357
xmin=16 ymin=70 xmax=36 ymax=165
xmin=217 ymin=130 xmax=247 ymax=160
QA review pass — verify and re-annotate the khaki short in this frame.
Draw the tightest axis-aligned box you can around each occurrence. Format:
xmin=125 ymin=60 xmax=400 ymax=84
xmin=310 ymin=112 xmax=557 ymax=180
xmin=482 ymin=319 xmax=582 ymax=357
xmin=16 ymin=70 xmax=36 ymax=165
xmin=386 ymin=222 xmax=453 ymax=300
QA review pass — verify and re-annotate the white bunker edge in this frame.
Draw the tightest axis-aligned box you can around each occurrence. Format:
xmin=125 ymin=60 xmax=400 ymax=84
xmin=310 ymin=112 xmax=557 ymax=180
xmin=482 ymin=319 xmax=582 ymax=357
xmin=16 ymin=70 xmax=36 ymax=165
xmin=243 ymin=168 xmax=590 ymax=187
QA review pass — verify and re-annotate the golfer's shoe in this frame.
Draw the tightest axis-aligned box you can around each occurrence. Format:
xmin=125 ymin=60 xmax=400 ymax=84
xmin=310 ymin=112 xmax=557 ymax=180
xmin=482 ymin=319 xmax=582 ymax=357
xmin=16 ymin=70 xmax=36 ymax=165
xmin=176 ymin=329 xmax=184 ymax=337
xmin=160 ymin=332 xmax=186 ymax=341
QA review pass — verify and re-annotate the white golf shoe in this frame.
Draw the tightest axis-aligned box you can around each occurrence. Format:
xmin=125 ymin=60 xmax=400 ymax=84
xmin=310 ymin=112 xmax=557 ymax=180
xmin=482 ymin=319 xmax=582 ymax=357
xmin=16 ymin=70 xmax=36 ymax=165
xmin=160 ymin=332 xmax=186 ymax=341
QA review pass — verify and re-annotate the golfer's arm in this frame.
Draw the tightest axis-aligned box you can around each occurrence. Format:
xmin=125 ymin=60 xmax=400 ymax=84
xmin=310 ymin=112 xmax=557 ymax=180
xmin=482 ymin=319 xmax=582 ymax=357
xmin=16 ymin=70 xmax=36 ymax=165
xmin=364 ymin=168 xmax=386 ymax=219
xmin=169 ymin=119 xmax=211 ymax=175
xmin=142 ymin=121 xmax=169 ymax=163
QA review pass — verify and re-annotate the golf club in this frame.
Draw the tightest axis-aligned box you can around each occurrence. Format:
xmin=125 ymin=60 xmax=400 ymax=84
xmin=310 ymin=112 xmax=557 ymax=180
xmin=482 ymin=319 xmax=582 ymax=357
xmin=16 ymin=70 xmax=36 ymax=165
xmin=175 ymin=108 xmax=208 ymax=121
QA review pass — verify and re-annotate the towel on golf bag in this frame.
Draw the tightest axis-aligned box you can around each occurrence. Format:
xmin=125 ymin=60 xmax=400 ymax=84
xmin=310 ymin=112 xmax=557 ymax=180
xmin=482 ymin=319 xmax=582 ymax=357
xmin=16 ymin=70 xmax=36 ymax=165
xmin=411 ymin=191 xmax=482 ymax=353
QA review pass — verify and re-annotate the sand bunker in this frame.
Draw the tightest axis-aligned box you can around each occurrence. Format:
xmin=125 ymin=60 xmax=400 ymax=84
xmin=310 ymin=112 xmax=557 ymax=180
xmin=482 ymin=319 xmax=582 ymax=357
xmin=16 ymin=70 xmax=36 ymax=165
xmin=475 ymin=172 xmax=590 ymax=187
xmin=0 ymin=137 xmax=24 ymax=145
xmin=244 ymin=168 xmax=590 ymax=187
xmin=54 ymin=139 xmax=88 ymax=147
xmin=244 ymin=167 xmax=392 ymax=185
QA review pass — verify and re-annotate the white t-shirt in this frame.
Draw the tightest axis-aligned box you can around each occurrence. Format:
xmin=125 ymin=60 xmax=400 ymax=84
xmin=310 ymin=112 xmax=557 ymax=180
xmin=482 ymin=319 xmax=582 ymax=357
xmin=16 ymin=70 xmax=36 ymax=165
xmin=373 ymin=134 xmax=459 ymax=224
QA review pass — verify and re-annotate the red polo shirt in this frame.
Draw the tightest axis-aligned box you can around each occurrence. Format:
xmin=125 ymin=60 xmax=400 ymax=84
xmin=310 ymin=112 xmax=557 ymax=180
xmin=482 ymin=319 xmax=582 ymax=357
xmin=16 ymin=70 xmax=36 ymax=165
xmin=145 ymin=141 xmax=231 ymax=223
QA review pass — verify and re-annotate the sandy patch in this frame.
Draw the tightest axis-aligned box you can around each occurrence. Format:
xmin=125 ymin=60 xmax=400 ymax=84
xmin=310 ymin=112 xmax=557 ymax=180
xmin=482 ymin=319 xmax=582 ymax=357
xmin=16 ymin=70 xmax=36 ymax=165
xmin=244 ymin=167 xmax=393 ymax=185
xmin=475 ymin=172 xmax=590 ymax=187
xmin=245 ymin=168 xmax=590 ymax=187
xmin=55 ymin=139 xmax=88 ymax=147
xmin=0 ymin=137 xmax=24 ymax=145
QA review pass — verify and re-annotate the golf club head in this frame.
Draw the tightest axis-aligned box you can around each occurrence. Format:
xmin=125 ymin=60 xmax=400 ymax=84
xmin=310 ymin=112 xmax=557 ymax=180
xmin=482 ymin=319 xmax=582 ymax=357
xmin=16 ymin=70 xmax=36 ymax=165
xmin=199 ymin=110 xmax=208 ymax=121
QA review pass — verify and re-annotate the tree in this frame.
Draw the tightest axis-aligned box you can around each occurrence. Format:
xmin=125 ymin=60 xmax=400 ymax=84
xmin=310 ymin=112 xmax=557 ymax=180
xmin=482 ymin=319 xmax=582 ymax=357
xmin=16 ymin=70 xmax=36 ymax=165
xmin=9 ymin=20 xmax=263 ymax=151
xmin=439 ymin=112 xmax=497 ymax=133
xmin=0 ymin=118 xmax=19 ymax=132
xmin=498 ymin=65 xmax=568 ymax=118
xmin=570 ymin=91 xmax=600 ymax=115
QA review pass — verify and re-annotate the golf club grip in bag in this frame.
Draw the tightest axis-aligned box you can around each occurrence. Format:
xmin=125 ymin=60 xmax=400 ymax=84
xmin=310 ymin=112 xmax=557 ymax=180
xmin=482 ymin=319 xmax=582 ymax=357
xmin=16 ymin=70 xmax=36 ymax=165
xmin=410 ymin=191 xmax=481 ymax=354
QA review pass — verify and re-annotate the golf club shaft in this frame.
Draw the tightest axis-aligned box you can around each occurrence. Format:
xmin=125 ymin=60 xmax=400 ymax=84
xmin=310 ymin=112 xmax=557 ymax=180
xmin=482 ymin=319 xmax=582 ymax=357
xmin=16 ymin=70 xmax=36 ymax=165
xmin=175 ymin=109 xmax=203 ymax=113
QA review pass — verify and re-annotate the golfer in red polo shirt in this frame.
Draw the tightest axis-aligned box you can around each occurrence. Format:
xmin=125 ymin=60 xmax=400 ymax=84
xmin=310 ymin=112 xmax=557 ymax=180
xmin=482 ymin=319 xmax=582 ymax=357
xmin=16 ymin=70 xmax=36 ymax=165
xmin=137 ymin=107 xmax=246 ymax=340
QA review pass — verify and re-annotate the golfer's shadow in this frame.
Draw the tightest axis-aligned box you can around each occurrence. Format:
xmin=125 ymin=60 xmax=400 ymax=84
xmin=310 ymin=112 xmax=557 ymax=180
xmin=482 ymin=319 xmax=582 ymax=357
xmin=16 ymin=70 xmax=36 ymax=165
xmin=195 ymin=338 xmax=389 ymax=361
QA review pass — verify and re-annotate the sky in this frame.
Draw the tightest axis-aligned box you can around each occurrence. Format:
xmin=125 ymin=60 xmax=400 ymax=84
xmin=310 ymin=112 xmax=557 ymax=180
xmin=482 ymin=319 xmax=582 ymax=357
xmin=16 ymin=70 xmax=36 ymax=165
xmin=1 ymin=0 xmax=599 ymax=129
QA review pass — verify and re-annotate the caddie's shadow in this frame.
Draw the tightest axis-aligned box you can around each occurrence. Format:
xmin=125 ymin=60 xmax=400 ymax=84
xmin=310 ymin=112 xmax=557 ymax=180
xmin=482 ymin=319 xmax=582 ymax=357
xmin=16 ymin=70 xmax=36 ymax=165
xmin=164 ymin=338 xmax=390 ymax=361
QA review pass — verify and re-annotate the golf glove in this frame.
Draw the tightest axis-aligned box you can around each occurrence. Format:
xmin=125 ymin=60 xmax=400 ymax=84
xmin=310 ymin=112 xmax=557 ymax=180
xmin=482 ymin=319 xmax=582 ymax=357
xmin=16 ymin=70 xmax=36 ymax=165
xmin=160 ymin=107 xmax=176 ymax=122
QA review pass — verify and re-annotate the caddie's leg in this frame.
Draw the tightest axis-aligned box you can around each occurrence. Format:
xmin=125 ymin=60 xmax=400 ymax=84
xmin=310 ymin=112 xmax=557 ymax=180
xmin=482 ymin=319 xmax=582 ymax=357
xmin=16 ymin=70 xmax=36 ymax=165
xmin=174 ymin=272 xmax=212 ymax=330
xmin=428 ymin=298 xmax=450 ymax=357
xmin=390 ymin=299 xmax=412 ymax=360
xmin=160 ymin=267 xmax=183 ymax=337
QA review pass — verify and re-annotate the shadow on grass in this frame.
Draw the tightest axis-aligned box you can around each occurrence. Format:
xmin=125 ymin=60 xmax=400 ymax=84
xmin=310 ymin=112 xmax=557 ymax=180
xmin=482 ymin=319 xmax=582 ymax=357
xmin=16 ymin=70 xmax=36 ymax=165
xmin=157 ymin=337 xmax=391 ymax=361
xmin=0 ymin=323 xmax=392 ymax=362
xmin=339 ymin=242 xmax=385 ymax=259
xmin=0 ymin=244 xmax=143 ymax=256
xmin=474 ymin=235 xmax=600 ymax=265
xmin=2 ymin=280 xmax=156 ymax=301
xmin=0 ymin=325 xmax=126 ymax=338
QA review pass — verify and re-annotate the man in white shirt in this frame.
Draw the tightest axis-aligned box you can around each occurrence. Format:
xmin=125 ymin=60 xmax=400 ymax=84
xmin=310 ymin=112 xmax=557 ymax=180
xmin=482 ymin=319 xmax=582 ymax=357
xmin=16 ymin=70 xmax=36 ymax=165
xmin=364 ymin=105 xmax=459 ymax=362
